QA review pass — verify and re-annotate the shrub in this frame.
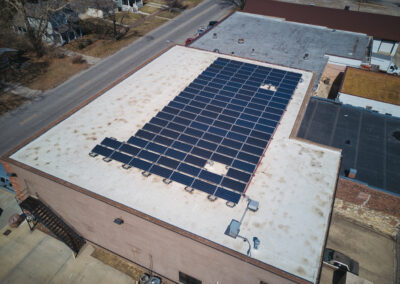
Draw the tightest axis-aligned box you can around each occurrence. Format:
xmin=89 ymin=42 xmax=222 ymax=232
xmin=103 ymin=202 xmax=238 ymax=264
xmin=78 ymin=38 xmax=93 ymax=50
xmin=71 ymin=55 xmax=86 ymax=64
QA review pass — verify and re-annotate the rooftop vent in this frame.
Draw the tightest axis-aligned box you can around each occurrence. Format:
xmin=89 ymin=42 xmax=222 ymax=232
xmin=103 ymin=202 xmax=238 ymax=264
xmin=238 ymin=38 xmax=244 ymax=44
xmin=303 ymin=53 xmax=310 ymax=60
xmin=225 ymin=219 xmax=241 ymax=238
xmin=248 ymin=200 xmax=259 ymax=212
xmin=347 ymin=168 xmax=357 ymax=179
xmin=253 ymin=237 xmax=260 ymax=249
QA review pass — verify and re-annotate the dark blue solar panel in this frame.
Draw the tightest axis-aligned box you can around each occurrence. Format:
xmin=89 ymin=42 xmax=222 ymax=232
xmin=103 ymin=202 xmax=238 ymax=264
xmin=232 ymin=160 xmax=256 ymax=173
xmin=227 ymin=168 xmax=251 ymax=183
xmin=215 ymin=188 xmax=241 ymax=203
xmin=221 ymin=177 xmax=246 ymax=193
xmin=101 ymin=138 xmax=122 ymax=149
xmin=211 ymin=152 xmax=233 ymax=166
xmin=147 ymin=142 xmax=167 ymax=154
xmin=138 ymin=150 xmax=159 ymax=162
xmin=158 ymin=156 xmax=180 ymax=169
xmin=172 ymin=140 xmax=192 ymax=152
xmin=149 ymin=165 xmax=172 ymax=178
xmin=165 ymin=148 xmax=186 ymax=160
xmin=110 ymin=151 xmax=132 ymax=164
xmin=192 ymin=180 xmax=216 ymax=195
xmin=129 ymin=158 xmax=151 ymax=171
xmin=184 ymin=155 xmax=207 ymax=167
xmin=120 ymin=144 xmax=140 ymax=156
xmin=178 ymin=163 xmax=201 ymax=176
xmin=170 ymin=172 xmax=194 ymax=186
xmin=91 ymin=145 xmax=112 ymax=157
xmin=199 ymin=170 xmax=223 ymax=184
xmin=91 ymin=57 xmax=301 ymax=204
xmin=127 ymin=136 xmax=148 ymax=147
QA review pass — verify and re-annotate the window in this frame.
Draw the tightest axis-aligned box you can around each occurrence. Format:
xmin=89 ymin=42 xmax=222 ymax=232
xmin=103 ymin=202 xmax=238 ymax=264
xmin=378 ymin=40 xmax=395 ymax=55
xmin=179 ymin=272 xmax=201 ymax=284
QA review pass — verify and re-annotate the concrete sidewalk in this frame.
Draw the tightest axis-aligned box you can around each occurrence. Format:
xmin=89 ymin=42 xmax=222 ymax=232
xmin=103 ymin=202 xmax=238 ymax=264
xmin=0 ymin=223 xmax=135 ymax=284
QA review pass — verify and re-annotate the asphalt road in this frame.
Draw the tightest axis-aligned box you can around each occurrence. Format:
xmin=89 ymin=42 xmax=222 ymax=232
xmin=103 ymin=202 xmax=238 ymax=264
xmin=0 ymin=0 xmax=233 ymax=157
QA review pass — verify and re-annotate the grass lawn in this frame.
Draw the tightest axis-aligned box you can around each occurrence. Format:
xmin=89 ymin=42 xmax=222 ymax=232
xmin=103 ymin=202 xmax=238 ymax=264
xmin=158 ymin=10 xmax=180 ymax=19
xmin=148 ymin=0 xmax=167 ymax=4
xmin=0 ymin=53 xmax=89 ymax=92
xmin=0 ymin=92 xmax=30 ymax=115
xmin=65 ymin=17 xmax=168 ymax=58
xmin=139 ymin=5 xmax=161 ymax=14
xmin=27 ymin=57 xmax=89 ymax=90
xmin=115 ymin=12 xmax=145 ymax=26
xmin=182 ymin=0 xmax=204 ymax=9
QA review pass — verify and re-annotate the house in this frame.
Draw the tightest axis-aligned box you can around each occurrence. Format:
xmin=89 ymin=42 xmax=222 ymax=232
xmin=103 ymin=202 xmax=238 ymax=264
xmin=12 ymin=3 xmax=82 ymax=46
xmin=116 ymin=0 xmax=144 ymax=12
xmin=2 ymin=45 xmax=341 ymax=284
xmin=337 ymin=67 xmax=400 ymax=117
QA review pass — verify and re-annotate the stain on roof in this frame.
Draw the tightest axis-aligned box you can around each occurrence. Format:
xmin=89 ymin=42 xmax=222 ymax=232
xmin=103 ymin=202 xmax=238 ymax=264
xmin=340 ymin=67 xmax=400 ymax=106
xmin=244 ymin=0 xmax=400 ymax=41
xmin=297 ymin=97 xmax=400 ymax=195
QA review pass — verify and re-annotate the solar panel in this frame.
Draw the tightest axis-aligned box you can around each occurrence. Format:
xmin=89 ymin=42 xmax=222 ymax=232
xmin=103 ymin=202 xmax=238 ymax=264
xmin=90 ymin=58 xmax=301 ymax=205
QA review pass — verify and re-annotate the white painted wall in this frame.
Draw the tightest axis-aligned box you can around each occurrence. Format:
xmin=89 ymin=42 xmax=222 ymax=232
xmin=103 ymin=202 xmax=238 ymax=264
xmin=338 ymin=93 xmax=400 ymax=117
xmin=325 ymin=54 xmax=363 ymax=67
xmin=372 ymin=39 xmax=399 ymax=56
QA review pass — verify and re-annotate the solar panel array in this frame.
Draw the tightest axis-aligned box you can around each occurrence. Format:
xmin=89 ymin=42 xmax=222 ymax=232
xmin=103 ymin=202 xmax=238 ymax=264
xmin=90 ymin=57 xmax=301 ymax=205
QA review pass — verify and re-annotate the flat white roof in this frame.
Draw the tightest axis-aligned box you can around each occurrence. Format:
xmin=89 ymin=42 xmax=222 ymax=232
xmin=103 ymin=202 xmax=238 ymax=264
xmin=11 ymin=46 xmax=341 ymax=283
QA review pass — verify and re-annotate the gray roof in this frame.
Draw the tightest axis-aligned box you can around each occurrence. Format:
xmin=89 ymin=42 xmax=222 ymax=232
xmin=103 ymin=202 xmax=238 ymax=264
xmin=191 ymin=12 xmax=370 ymax=88
xmin=297 ymin=97 xmax=400 ymax=195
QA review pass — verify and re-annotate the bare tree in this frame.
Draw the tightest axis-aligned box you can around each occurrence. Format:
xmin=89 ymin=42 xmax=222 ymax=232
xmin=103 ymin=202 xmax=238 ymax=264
xmin=226 ymin=0 xmax=246 ymax=10
xmin=2 ymin=0 xmax=71 ymax=57
xmin=165 ymin=0 xmax=184 ymax=12
xmin=79 ymin=0 xmax=128 ymax=40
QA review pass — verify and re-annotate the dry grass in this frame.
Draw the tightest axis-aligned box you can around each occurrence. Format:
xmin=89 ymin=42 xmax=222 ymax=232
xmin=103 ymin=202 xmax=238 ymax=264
xmin=341 ymin=67 xmax=400 ymax=105
xmin=158 ymin=10 xmax=180 ymax=19
xmin=140 ymin=5 xmax=161 ymax=14
xmin=115 ymin=12 xmax=145 ymax=26
xmin=65 ymin=17 xmax=168 ymax=58
xmin=0 ymin=92 xmax=30 ymax=115
xmin=182 ymin=0 xmax=203 ymax=9
xmin=26 ymin=57 xmax=89 ymax=91
xmin=148 ymin=0 xmax=167 ymax=4
xmin=0 ymin=53 xmax=89 ymax=92
xmin=148 ymin=0 xmax=203 ymax=9
xmin=91 ymin=246 xmax=145 ymax=281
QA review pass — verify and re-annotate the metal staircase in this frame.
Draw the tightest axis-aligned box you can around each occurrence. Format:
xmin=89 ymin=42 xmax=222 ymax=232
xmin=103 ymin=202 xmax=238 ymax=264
xmin=20 ymin=196 xmax=86 ymax=255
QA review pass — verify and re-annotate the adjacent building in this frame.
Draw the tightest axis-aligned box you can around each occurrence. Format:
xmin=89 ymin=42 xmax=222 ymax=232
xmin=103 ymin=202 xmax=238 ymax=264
xmin=243 ymin=0 xmax=400 ymax=74
xmin=337 ymin=67 xmax=400 ymax=117
xmin=190 ymin=12 xmax=370 ymax=88
xmin=297 ymin=97 xmax=400 ymax=196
